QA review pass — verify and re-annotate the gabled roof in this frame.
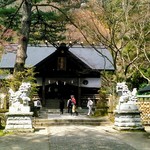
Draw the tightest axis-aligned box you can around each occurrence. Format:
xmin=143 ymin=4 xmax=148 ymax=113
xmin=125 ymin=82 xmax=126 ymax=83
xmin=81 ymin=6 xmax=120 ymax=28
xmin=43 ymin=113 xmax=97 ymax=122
xmin=0 ymin=46 xmax=55 ymax=68
xmin=69 ymin=45 xmax=114 ymax=70
xmin=0 ymin=44 xmax=114 ymax=70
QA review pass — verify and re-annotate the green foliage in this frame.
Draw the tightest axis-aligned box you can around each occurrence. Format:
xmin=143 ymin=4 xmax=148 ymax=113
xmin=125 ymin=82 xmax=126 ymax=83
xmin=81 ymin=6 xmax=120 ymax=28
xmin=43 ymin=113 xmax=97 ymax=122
xmin=0 ymin=7 xmax=21 ymax=31
xmin=96 ymin=90 xmax=107 ymax=108
xmin=0 ymin=129 xmax=5 ymax=136
xmin=126 ymin=71 xmax=148 ymax=89
xmin=33 ymin=0 xmax=43 ymax=3
xmin=0 ymin=1 xmax=69 ymax=45
xmin=0 ymin=113 xmax=6 ymax=128
xmin=0 ymin=70 xmax=10 ymax=93
xmin=4 ymin=68 xmax=39 ymax=98
xmin=30 ymin=9 xmax=67 ymax=44
xmin=83 ymin=0 xmax=150 ymax=86
xmin=0 ymin=0 xmax=16 ymax=8
xmin=0 ymin=69 xmax=9 ymax=75
xmin=0 ymin=68 xmax=38 ymax=111
xmin=0 ymin=7 xmax=16 ymax=16
xmin=94 ymin=89 xmax=108 ymax=117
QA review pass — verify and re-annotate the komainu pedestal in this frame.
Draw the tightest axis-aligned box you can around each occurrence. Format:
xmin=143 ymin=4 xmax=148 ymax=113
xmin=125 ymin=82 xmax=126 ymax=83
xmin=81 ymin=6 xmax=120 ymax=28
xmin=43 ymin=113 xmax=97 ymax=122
xmin=5 ymin=112 xmax=34 ymax=132
xmin=114 ymin=102 xmax=144 ymax=131
xmin=114 ymin=82 xmax=144 ymax=131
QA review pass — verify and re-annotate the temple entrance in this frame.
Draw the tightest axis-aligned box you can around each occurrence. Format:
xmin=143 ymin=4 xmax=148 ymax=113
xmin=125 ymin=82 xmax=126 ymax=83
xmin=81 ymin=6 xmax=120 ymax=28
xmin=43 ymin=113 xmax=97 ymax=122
xmin=37 ymin=80 xmax=100 ymax=109
xmin=44 ymin=81 xmax=78 ymax=109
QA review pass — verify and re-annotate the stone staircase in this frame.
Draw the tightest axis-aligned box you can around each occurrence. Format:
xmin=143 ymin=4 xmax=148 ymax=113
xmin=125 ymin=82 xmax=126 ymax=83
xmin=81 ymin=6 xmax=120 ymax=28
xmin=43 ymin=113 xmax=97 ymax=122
xmin=33 ymin=117 xmax=111 ymax=127
xmin=47 ymin=108 xmax=88 ymax=114
xmin=32 ymin=108 xmax=112 ymax=127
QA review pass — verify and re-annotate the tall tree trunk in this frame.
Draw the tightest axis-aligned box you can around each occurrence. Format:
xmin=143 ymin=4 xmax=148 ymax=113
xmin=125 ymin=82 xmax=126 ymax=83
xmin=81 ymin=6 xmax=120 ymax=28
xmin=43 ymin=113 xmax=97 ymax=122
xmin=14 ymin=0 xmax=32 ymax=73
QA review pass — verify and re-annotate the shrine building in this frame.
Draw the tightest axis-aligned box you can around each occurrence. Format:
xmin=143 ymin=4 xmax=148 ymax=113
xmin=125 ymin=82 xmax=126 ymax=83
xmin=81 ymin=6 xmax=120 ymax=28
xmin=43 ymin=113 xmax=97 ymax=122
xmin=0 ymin=43 xmax=114 ymax=109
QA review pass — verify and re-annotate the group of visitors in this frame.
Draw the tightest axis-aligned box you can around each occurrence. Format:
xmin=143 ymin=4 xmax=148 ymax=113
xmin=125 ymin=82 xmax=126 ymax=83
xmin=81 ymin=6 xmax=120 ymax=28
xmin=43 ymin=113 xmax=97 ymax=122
xmin=66 ymin=95 xmax=78 ymax=116
xmin=59 ymin=95 xmax=78 ymax=116
xmin=32 ymin=95 xmax=94 ymax=117
xmin=59 ymin=95 xmax=94 ymax=116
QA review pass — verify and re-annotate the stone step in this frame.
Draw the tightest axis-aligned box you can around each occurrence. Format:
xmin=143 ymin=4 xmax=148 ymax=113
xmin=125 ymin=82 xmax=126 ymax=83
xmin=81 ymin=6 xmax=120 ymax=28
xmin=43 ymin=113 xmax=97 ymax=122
xmin=33 ymin=115 xmax=111 ymax=127
xmin=34 ymin=122 xmax=102 ymax=126
xmin=32 ymin=108 xmax=112 ymax=127
xmin=46 ymin=108 xmax=88 ymax=115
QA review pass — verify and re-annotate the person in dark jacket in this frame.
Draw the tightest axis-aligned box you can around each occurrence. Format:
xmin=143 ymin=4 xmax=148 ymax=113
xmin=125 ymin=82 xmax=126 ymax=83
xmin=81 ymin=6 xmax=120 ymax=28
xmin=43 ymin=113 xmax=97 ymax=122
xmin=67 ymin=99 xmax=72 ymax=114
xmin=59 ymin=98 xmax=65 ymax=114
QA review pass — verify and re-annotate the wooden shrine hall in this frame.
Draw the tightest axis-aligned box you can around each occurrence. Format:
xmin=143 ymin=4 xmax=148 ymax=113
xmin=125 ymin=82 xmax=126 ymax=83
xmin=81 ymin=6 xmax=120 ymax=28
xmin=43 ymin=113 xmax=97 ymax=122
xmin=0 ymin=43 xmax=114 ymax=109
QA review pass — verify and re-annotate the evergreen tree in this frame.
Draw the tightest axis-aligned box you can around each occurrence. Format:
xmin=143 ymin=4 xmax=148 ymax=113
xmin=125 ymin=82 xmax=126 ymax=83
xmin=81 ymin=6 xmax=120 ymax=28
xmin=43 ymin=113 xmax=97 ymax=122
xmin=0 ymin=0 xmax=79 ymax=72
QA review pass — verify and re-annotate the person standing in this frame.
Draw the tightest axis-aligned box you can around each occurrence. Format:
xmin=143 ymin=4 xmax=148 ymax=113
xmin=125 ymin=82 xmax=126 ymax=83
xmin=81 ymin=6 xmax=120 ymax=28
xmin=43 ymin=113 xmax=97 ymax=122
xmin=71 ymin=95 xmax=78 ymax=116
xmin=33 ymin=97 xmax=38 ymax=117
xmin=59 ymin=98 xmax=65 ymax=114
xmin=37 ymin=98 xmax=42 ymax=116
xmin=67 ymin=98 xmax=72 ymax=114
xmin=87 ymin=97 xmax=93 ymax=116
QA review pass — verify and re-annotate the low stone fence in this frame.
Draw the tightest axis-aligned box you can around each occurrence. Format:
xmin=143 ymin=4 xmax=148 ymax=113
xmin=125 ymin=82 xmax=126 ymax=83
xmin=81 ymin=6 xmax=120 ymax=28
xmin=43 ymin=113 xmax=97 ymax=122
xmin=137 ymin=95 xmax=150 ymax=125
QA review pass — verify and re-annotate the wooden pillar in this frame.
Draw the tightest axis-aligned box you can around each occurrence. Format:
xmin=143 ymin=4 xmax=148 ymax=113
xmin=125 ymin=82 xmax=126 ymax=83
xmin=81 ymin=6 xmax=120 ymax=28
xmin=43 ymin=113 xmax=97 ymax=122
xmin=77 ymin=77 xmax=81 ymax=107
xmin=42 ymin=77 xmax=46 ymax=106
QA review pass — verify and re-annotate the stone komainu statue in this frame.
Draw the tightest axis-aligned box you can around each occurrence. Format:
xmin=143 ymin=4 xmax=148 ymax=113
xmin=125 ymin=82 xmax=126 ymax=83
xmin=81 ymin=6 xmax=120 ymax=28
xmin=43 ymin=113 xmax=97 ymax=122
xmin=9 ymin=82 xmax=31 ymax=107
xmin=116 ymin=82 xmax=137 ymax=108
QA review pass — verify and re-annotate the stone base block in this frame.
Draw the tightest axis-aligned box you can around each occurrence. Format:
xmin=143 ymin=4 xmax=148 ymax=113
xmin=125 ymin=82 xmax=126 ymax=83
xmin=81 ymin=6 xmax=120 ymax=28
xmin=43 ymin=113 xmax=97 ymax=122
xmin=113 ymin=125 xmax=145 ymax=131
xmin=114 ymin=107 xmax=145 ymax=131
xmin=4 ymin=128 xmax=35 ymax=133
xmin=5 ymin=112 xmax=34 ymax=132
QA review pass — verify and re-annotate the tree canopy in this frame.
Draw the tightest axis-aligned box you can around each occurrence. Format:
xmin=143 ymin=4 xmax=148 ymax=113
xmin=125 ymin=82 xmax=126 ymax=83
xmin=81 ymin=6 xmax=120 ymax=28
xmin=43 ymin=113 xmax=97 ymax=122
xmin=0 ymin=0 xmax=149 ymax=89
xmin=69 ymin=0 xmax=150 ymax=88
xmin=0 ymin=0 xmax=80 ymax=72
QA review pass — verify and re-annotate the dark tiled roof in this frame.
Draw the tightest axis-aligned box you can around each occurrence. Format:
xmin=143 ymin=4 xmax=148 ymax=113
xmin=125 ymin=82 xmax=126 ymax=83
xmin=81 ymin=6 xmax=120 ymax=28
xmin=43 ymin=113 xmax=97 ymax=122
xmin=0 ymin=45 xmax=114 ymax=70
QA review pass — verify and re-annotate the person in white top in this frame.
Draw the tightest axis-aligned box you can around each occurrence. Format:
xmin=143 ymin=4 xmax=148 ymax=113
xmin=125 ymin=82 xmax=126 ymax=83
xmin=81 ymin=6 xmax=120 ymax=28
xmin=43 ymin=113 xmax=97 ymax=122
xmin=87 ymin=97 xmax=93 ymax=116
xmin=33 ymin=97 xmax=42 ymax=117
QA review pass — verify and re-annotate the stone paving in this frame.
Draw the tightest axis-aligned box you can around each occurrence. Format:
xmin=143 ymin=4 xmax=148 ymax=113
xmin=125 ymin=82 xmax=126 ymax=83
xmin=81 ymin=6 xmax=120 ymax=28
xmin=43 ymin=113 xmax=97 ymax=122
xmin=0 ymin=124 xmax=150 ymax=150
xmin=48 ymin=126 xmax=135 ymax=150
xmin=0 ymin=111 xmax=150 ymax=150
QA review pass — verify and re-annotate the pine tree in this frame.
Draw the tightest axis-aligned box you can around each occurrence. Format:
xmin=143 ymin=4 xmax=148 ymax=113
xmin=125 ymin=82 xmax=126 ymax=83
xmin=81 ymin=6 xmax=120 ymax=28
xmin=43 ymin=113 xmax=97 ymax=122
xmin=0 ymin=0 xmax=78 ymax=72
